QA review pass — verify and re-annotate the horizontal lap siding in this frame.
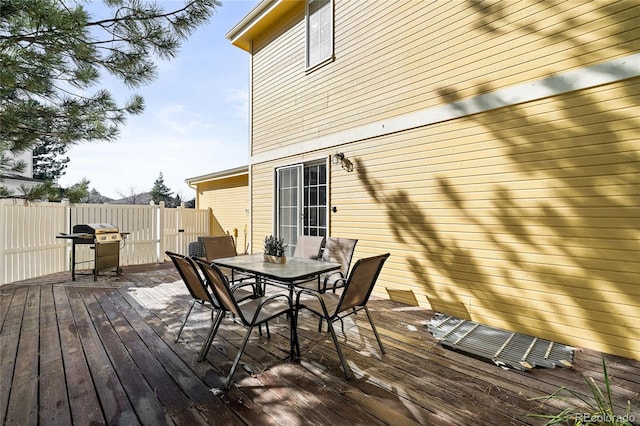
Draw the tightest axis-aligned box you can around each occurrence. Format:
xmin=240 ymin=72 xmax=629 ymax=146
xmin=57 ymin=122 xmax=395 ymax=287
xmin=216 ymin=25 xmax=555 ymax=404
xmin=250 ymin=163 xmax=277 ymax=249
xmin=248 ymin=0 xmax=639 ymax=359
xmin=197 ymin=175 xmax=249 ymax=239
xmin=326 ymin=78 xmax=640 ymax=359
xmin=251 ymin=1 xmax=639 ymax=152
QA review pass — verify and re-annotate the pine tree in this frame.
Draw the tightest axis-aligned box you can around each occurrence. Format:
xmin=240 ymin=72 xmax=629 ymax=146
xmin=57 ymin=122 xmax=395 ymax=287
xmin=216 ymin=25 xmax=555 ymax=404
xmin=0 ymin=0 xmax=219 ymax=153
xmin=32 ymin=138 xmax=70 ymax=181
xmin=151 ymin=172 xmax=173 ymax=206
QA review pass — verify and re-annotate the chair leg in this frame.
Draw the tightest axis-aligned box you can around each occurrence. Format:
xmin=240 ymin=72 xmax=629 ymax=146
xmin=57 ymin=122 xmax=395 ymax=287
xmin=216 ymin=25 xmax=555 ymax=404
xmin=224 ymin=325 xmax=254 ymax=389
xmin=364 ymin=306 xmax=385 ymax=354
xmin=292 ymin=308 xmax=300 ymax=358
xmin=175 ymin=300 xmax=196 ymax=343
xmin=326 ymin=320 xmax=352 ymax=380
xmin=198 ymin=311 xmax=224 ymax=361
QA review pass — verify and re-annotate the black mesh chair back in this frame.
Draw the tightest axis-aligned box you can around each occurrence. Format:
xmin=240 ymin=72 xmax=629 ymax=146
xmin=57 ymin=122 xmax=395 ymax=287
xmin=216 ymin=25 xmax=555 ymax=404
xmin=194 ymin=258 xmax=292 ymax=389
xmin=336 ymin=253 xmax=389 ymax=314
xmin=321 ymin=237 xmax=358 ymax=278
xmin=295 ymin=253 xmax=390 ymax=379
xmin=166 ymin=251 xmax=219 ymax=343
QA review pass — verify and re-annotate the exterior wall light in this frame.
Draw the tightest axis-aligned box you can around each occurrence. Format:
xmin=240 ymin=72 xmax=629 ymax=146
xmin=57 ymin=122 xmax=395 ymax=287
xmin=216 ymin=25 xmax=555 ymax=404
xmin=332 ymin=152 xmax=353 ymax=172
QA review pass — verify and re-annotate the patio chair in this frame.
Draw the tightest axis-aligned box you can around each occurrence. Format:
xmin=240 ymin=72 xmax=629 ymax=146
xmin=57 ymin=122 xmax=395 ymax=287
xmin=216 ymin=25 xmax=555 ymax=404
xmin=294 ymin=237 xmax=358 ymax=293
xmin=202 ymin=235 xmax=254 ymax=288
xmin=166 ymin=251 xmax=254 ymax=344
xmin=202 ymin=235 xmax=237 ymax=260
xmin=295 ymin=253 xmax=390 ymax=379
xmin=194 ymin=258 xmax=292 ymax=389
xmin=292 ymin=235 xmax=325 ymax=259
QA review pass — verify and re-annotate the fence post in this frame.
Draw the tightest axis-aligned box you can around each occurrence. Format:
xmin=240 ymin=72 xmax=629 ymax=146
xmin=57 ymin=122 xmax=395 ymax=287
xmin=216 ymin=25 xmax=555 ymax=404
xmin=0 ymin=201 xmax=6 ymax=284
xmin=158 ymin=201 xmax=165 ymax=263
xmin=177 ymin=203 xmax=184 ymax=256
xmin=63 ymin=199 xmax=71 ymax=271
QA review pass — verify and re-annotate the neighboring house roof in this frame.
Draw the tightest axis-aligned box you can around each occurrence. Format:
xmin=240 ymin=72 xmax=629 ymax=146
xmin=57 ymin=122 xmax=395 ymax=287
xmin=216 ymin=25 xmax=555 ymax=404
xmin=226 ymin=0 xmax=300 ymax=51
xmin=0 ymin=173 xmax=42 ymax=183
xmin=184 ymin=165 xmax=248 ymax=186
xmin=1 ymin=174 xmax=43 ymax=195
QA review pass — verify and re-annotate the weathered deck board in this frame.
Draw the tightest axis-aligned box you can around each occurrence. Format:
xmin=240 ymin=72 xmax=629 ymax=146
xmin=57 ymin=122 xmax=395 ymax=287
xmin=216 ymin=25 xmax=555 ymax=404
xmin=38 ymin=285 xmax=72 ymax=425
xmin=53 ymin=284 xmax=105 ymax=424
xmin=1 ymin=264 xmax=638 ymax=426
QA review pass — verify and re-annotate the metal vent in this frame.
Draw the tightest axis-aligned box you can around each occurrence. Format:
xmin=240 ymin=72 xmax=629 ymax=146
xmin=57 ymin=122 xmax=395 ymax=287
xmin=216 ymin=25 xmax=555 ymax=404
xmin=427 ymin=314 xmax=574 ymax=371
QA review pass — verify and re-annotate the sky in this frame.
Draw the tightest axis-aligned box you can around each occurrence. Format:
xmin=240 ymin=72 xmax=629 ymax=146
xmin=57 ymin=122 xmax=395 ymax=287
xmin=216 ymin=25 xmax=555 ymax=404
xmin=57 ymin=0 xmax=261 ymax=200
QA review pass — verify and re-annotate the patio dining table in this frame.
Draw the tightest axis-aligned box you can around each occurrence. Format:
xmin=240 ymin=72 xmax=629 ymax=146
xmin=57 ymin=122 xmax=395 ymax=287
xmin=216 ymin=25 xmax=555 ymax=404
xmin=212 ymin=253 xmax=341 ymax=359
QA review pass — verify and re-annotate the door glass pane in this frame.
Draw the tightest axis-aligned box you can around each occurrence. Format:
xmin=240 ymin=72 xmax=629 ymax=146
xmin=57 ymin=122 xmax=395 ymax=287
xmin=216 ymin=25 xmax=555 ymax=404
xmin=277 ymin=166 xmax=301 ymax=255
xmin=277 ymin=162 xmax=327 ymax=255
xmin=302 ymin=163 xmax=327 ymax=238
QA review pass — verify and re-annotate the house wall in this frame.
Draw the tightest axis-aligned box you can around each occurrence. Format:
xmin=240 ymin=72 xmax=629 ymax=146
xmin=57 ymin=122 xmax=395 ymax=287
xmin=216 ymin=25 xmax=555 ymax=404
xmin=195 ymin=174 xmax=250 ymax=251
xmin=251 ymin=1 xmax=638 ymax=153
xmin=245 ymin=0 xmax=640 ymax=359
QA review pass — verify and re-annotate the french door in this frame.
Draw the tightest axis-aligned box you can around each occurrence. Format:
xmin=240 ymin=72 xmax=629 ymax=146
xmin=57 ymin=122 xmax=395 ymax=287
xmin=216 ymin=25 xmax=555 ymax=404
xmin=276 ymin=161 xmax=327 ymax=255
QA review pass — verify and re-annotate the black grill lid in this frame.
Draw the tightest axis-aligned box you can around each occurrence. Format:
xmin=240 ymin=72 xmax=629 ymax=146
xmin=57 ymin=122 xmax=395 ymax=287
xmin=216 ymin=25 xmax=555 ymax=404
xmin=72 ymin=223 xmax=119 ymax=234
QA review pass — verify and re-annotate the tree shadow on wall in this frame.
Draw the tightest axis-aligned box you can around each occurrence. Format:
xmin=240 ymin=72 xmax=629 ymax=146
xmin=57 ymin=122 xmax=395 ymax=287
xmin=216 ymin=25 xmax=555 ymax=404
xmin=354 ymin=8 xmax=639 ymax=351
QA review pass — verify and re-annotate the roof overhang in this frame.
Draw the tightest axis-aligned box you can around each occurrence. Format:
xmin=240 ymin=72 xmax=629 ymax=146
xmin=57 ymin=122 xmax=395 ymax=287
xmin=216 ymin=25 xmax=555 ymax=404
xmin=226 ymin=0 xmax=302 ymax=52
xmin=184 ymin=165 xmax=249 ymax=186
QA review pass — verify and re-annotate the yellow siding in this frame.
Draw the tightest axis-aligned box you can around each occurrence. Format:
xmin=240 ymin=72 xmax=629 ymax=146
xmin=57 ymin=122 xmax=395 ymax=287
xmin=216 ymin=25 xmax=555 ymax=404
xmin=244 ymin=0 xmax=640 ymax=360
xmin=251 ymin=0 xmax=639 ymax=152
xmin=196 ymin=175 xmax=249 ymax=250
xmin=251 ymin=77 xmax=639 ymax=359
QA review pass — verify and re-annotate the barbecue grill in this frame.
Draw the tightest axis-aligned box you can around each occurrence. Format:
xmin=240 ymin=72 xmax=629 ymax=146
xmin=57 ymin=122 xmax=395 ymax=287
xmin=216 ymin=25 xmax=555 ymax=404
xmin=57 ymin=223 xmax=127 ymax=281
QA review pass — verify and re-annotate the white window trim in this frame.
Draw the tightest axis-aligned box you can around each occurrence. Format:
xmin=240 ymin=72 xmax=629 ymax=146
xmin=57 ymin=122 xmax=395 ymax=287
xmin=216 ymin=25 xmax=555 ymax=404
xmin=274 ymin=158 xmax=329 ymax=249
xmin=305 ymin=0 xmax=334 ymax=71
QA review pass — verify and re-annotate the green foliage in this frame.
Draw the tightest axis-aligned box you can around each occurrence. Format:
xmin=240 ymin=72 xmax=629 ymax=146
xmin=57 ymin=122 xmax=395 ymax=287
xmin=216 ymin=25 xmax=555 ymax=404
xmin=150 ymin=172 xmax=173 ymax=205
xmin=264 ymin=235 xmax=286 ymax=257
xmin=0 ymin=140 xmax=26 ymax=176
xmin=15 ymin=177 xmax=89 ymax=203
xmin=0 ymin=0 xmax=219 ymax=152
xmin=17 ymin=179 xmax=59 ymax=201
xmin=528 ymin=355 xmax=636 ymax=425
xmin=32 ymin=137 xmax=70 ymax=181
xmin=62 ymin=178 xmax=90 ymax=203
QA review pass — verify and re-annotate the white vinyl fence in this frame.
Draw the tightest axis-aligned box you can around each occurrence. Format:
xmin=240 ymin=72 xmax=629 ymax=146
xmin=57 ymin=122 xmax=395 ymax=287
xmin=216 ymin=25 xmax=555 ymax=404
xmin=0 ymin=199 xmax=209 ymax=285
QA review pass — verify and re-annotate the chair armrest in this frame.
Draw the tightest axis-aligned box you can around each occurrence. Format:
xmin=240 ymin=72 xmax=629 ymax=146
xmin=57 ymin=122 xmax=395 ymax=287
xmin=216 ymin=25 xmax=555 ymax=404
xmin=330 ymin=277 xmax=348 ymax=293
xmin=249 ymin=294 xmax=291 ymax=323
xmin=321 ymin=271 xmax=344 ymax=292
xmin=294 ymin=288 xmax=332 ymax=317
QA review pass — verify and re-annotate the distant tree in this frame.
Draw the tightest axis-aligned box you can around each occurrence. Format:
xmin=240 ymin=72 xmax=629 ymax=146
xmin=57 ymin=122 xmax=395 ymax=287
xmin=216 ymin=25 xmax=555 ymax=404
xmin=85 ymin=188 xmax=110 ymax=204
xmin=32 ymin=138 xmax=70 ymax=181
xmin=0 ymin=0 xmax=219 ymax=155
xmin=184 ymin=198 xmax=196 ymax=208
xmin=117 ymin=187 xmax=144 ymax=204
xmin=151 ymin=172 xmax=173 ymax=206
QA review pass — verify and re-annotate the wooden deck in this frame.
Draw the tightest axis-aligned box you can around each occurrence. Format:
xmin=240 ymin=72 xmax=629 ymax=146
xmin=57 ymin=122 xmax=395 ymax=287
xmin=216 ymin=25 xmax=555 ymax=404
xmin=1 ymin=263 xmax=638 ymax=425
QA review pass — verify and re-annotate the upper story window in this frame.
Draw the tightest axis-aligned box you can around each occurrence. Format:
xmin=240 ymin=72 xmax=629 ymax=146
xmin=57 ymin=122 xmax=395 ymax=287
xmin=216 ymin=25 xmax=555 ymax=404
xmin=306 ymin=0 xmax=333 ymax=69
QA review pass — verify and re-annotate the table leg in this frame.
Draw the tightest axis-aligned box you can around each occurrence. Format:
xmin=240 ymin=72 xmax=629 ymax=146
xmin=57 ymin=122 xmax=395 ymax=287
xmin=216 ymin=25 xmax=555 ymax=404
xmin=71 ymin=240 xmax=77 ymax=281
xmin=288 ymin=284 xmax=301 ymax=360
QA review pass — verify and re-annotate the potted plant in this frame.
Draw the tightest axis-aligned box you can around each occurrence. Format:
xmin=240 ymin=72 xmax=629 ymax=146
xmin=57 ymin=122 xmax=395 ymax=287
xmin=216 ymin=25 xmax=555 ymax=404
xmin=263 ymin=235 xmax=287 ymax=264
